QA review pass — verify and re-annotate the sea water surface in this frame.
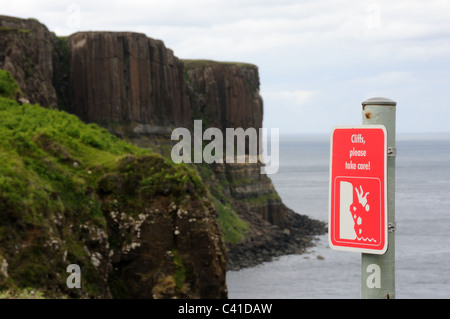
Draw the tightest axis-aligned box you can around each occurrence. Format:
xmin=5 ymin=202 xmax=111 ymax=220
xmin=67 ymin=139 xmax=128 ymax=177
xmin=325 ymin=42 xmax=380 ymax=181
xmin=227 ymin=133 xmax=450 ymax=299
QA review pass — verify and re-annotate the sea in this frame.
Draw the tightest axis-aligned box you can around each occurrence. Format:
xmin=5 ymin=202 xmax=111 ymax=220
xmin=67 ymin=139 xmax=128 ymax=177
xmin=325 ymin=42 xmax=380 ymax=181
xmin=226 ymin=133 xmax=450 ymax=299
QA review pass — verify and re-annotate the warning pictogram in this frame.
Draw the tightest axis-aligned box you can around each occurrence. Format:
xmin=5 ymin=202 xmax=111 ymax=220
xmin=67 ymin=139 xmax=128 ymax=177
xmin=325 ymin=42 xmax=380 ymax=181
xmin=329 ymin=126 xmax=387 ymax=254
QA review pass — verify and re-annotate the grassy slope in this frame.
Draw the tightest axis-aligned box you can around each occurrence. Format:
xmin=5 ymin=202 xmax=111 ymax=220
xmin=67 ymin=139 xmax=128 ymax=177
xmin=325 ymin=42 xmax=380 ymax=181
xmin=0 ymin=67 xmax=251 ymax=297
xmin=0 ymin=69 xmax=209 ymax=297
xmin=182 ymin=59 xmax=257 ymax=70
xmin=0 ymin=68 xmax=148 ymax=297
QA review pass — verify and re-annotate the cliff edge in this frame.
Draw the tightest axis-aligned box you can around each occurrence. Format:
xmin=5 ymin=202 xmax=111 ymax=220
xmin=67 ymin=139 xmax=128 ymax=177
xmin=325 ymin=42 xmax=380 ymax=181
xmin=0 ymin=68 xmax=226 ymax=298
xmin=0 ymin=15 xmax=326 ymax=298
xmin=184 ymin=60 xmax=326 ymax=269
xmin=61 ymin=32 xmax=326 ymax=269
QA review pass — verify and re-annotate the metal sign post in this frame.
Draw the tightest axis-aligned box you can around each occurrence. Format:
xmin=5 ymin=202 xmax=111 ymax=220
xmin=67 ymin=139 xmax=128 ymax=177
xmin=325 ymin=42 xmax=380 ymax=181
xmin=361 ymin=97 xmax=397 ymax=299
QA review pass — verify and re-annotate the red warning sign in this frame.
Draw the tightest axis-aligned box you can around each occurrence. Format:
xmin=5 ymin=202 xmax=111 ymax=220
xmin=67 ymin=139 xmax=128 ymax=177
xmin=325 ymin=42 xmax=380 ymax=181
xmin=329 ymin=126 xmax=388 ymax=254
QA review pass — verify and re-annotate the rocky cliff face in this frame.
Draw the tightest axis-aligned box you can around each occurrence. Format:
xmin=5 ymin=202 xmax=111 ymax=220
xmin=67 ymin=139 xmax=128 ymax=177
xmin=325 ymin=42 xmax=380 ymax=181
xmin=0 ymin=67 xmax=226 ymax=298
xmin=184 ymin=61 xmax=325 ymax=269
xmin=97 ymin=155 xmax=227 ymax=298
xmin=0 ymin=15 xmax=326 ymax=297
xmin=0 ymin=15 xmax=58 ymax=108
xmin=184 ymin=60 xmax=263 ymax=132
xmin=66 ymin=32 xmax=191 ymax=132
xmin=62 ymin=33 xmax=312 ymax=258
xmin=0 ymin=16 xmax=226 ymax=299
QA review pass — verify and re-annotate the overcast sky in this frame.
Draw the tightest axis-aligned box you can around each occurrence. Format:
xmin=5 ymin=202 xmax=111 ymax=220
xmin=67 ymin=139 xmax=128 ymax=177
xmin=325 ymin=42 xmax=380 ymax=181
xmin=2 ymin=0 xmax=450 ymax=134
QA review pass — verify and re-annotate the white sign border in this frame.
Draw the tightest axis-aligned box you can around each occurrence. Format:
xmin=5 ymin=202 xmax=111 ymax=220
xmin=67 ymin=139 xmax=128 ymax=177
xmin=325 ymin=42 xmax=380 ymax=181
xmin=328 ymin=125 xmax=388 ymax=255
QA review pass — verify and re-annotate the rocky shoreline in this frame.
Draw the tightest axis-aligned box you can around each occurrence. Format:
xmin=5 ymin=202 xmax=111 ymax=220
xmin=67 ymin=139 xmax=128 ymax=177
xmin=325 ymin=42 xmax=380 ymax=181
xmin=226 ymin=207 xmax=327 ymax=271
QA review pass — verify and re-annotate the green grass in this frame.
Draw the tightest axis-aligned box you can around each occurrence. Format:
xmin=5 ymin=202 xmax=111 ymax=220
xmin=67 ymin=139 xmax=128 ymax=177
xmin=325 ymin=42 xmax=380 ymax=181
xmin=0 ymin=94 xmax=148 ymax=229
xmin=0 ymin=70 xmax=147 ymax=203
xmin=0 ymin=69 xmax=22 ymax=99
xmin=195 ymin=164 xmax=249 ymax=244
xmin=0 ymin=69 xmax=161 ymax=296
xmin=182 ymin=59 xmax=257 ymax=70
xmin=241 ymin=192 xmax=281 ymax=206
xmin=172 ymin=249 xmax=186 ymax=290
xmin=0 ymin=69 xmax=240 ymax=297
xmin=215 ymin=199 xmax=249 ymax=244
xmin=0 ymin=27 xmax=31 ymax=34
xmin=0 ymin=287 xmax=47 ymax=299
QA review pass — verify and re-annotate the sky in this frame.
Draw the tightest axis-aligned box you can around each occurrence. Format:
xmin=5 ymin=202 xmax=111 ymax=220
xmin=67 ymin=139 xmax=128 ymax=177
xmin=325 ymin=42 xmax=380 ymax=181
xmin=2 ymin=0 xmax=450 ymax=134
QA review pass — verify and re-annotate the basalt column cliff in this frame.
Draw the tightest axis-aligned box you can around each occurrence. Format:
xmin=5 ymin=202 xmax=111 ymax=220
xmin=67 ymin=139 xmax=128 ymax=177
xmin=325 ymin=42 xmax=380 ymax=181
xmin=184 ymin=60 xmax=326 ymax=269
xmin=1 ymin=17 xmax=227 ymax=299
xmin=66 ymin=32 xmax=191 ymax=133
xmin=0 ymin=16 xmax=58 ymax=107
xmin=62 ymin=31 xmax=325 ymax=269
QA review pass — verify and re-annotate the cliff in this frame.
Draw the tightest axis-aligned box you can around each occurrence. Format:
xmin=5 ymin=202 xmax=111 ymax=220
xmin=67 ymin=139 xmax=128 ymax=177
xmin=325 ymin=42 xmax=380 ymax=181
xmin=0 ymin=69 xmax=226 ymax=298
xmin=0 ymin=16 xmax=58 ymax=108
xmin=184 ymin=59 xmax=263 ymax=132
xmin=0 ymin=18 xmax=226 ymax=298
xmin=184 ymin=61 xmax=325 ymax=269
xmin=63 ymin=33 xmax=326 ymax=268
xmin=0 ymin=15 xmax=326 ymax=298
xmin=66 ymin=32 xmax=191 ymax=131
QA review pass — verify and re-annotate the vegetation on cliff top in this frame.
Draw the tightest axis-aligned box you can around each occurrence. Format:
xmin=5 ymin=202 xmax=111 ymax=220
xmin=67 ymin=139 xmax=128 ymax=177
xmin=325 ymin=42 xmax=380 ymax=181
xmin=0 ymin=69 xmax=219 ymax=298
xmin=182 ymin=59 xmax=257 ymax=70
xmin=0 ymin=69 xmax=22 ymax=99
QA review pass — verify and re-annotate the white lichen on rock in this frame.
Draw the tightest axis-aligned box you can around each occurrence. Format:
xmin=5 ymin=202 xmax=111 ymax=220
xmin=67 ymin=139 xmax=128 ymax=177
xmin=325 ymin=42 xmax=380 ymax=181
xmin=1 ymin=258 xmax=9 ymax=277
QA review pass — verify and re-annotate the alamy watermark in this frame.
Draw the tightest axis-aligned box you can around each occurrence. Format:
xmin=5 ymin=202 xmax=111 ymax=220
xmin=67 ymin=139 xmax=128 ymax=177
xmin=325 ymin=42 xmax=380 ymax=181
xmin=66 ymin=264 xmax=81 ymax=289
xmin=67 ymin=3 xmax=82 ymax=30
xmin=171 ymin=120 xmax=279 ymax=174
xmin=366 ymin=3 xmax=382 ymax=29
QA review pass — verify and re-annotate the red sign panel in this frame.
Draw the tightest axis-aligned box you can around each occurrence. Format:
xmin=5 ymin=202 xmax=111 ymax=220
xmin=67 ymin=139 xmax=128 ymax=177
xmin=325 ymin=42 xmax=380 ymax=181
xmin=329 ymin=126 xmax=387 ymax=254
